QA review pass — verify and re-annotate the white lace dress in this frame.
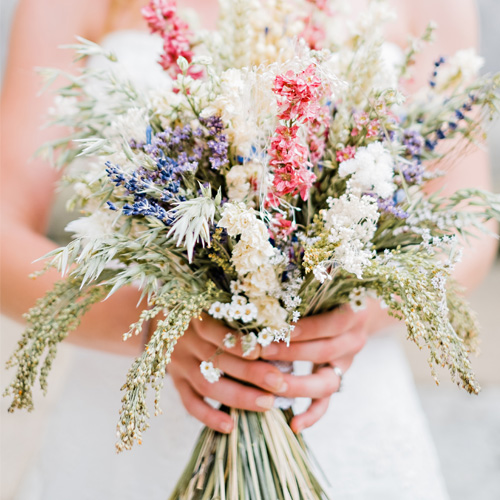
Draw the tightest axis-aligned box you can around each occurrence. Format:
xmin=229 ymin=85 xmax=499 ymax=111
xmin=13 ymin=31 xmax=450 ymax=500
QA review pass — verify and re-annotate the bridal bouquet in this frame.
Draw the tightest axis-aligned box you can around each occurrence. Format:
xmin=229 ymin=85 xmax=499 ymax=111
xmin=5 ymin=0 xmax=500 ymax=498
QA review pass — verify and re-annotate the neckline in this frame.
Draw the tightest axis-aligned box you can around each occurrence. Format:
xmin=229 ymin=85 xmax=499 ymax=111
xmin=97 ymin=29 xmax=154 ymax=47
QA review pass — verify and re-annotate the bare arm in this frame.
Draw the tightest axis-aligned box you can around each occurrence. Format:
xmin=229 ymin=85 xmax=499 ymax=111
xmin=0 ymin=0 xmax=148 ymax=356
xmin=406 ymin=0 xmax=498 ymax=289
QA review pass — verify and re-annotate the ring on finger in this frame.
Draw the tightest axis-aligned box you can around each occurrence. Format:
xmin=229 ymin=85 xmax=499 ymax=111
xmin=316 ymin=363 xmax=344 ymax=393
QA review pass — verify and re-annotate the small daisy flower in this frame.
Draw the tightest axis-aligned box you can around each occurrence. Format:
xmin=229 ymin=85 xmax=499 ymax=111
xmin=349 ymin=287 xmax=367 ymax=312
xmin=241 ymin=333 xmax=258 ymax=357
xmin=200 ymin=361 xmax=223 ymax=383
xmin=257 ymin=328 xmax=274 ymax=347
xmin=223 ymin=333 xmax=237 ymax=349
xmin=231 ymin=295 xmax=248 ymax=307
xmin=240 ymin=302 xmax=258 ymax=323
xmin=208 ymin=301 xmax=227 ymax=319
xmin=228 ymin=303 xmax=244 ymax=320
xmin=230 ymin=280 xmax=242 ymax=294
xmin=291 ymin=311 xmax=301 ymax=323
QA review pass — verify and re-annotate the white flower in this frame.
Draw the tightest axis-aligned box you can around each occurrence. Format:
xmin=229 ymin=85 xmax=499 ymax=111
xmin=240 ymin=302 xmax=258 ymax=323
xmin=223 ymin=333 xmax=237 ymax=349
xmin=253 ymin=296 xmax=288 ymax=330
xmin=200 ymin=361 xmax=223 ymax=383
xmin=231 ymin=238 xmax=275 ymax=276
xmin=230 ymin=280 xmax=243 ymax=294
xmin=241 ymin=333 xmax=258 ymax=357
xmin=226 ymin=165 xmax=251 ymax=202
xmin=226 ymin=160 xmax=264 ymax=203
xmin=313 ymin=264 xmax=332 ymax=284
xmin=218 ymin=202 xmax=256 ymax=236
xmin=208 ymin=301 xmax=228 ymax=319
xmin=339 ymin=142 xmax=396 ymax=199
xmin=231 ymin=295 xmax=247 ymax=306
xmin=349 ymin=287 xmax=367 ymax=312
xmin=322 ymin=194 xmax=379 ymax=278
xmin=292 ymin=311 xmax=301 ymax=323
xmin=241 ymin=266 xmax=280 ymax=297
xmin=257 ymin=328 xmax=274 ymax=347
xmin=228 ymin=303 xmax=244 ymax=321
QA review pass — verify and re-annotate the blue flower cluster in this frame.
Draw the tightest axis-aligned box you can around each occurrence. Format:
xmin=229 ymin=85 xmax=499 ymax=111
xmin=105 ymin=161 xmax=172 ymax=223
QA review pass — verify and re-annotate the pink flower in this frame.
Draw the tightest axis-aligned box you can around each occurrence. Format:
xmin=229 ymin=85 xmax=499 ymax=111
xmin=141 ymin=0 xmax=176 ymax=33
xmin=142 ymin=0 xmax=201 ymax=79
xmin=273 ymin=65 xmax=323 ymax=123
xmin=354 ymin=111 xmax=370 ymax=127
xmin=300 ymin=17 xmax=326 ymax=50
xmin=269 ymin=213 xmax=296 ymax=239
xmin=366 ymin=119 xmax=380 ymax=138
xmin=336 ymin=146 xmax=356 ymax=163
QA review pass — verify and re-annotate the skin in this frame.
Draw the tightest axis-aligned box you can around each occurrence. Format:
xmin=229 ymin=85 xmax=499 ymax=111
xmin=1 ymin=0 xmax=497 ymax=435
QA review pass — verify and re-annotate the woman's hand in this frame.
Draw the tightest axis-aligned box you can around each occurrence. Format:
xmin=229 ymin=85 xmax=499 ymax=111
xmin=168 ymin=314 xmax=288 ymax=434
xmin=168 ymin=300 xmax=397 ymax=434
xmin=260 ymin=300 xmax=398 ymax=433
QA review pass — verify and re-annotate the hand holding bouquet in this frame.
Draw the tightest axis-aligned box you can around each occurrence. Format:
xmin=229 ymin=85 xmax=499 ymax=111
xmin=4 ymin=0 xmax=500 ymax=498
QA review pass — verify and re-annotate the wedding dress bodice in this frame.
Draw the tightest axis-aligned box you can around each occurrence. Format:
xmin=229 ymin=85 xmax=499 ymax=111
xmin=15 ymin=30 xmax=450 ymax=500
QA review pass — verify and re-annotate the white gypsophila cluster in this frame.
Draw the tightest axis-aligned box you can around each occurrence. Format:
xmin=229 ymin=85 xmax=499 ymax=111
xmin=200 ymin=361 xmax=223 ymax=383
xmin=274 ymin=272 xmax=303 ymax=313
xmin=208 ymin=295 xmax=258 ymax=324
xmin=322 ymin=193 xmax=380 ymax=278
xmin=436 ymin=48 xmax=485 ymax=89
xmin=312 ymin=263 xmax=332 ymax=284
xmin=393 ymin=201 xmax=459 ymax=236
xmin=226 ymin=160 xmax=264 ymax=203
xmin=339 ymin=142 xmax=396 ymax=199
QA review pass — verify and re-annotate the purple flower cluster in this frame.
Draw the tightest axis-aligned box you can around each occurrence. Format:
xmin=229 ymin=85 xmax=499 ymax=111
xmin=200 ymin=116 xmax=229 ymax=170
xmin=377 ymin=196 xmax=408 ymax=219
xmin=401 ymin=161 xmax=425 ymax=185
xmin=402 ymin=129 xmax=424 ymax=158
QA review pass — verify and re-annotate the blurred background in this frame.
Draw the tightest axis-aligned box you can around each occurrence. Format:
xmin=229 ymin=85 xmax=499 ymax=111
xmin=1 ymin=1 xmax=499 ymax=499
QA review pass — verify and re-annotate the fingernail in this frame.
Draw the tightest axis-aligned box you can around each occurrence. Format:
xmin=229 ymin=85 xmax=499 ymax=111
xmin=220 ymin=421 xmax=233 ymax=433
xmin=256 ymin=395 xmax=275 ymax=410
xmin=291 ymin=326 xmax=302 ymax=338
xmin=265 ymin=373 xmax=287 ymax=392
xmin=263 ymin=344 xmax=278 ymax=356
